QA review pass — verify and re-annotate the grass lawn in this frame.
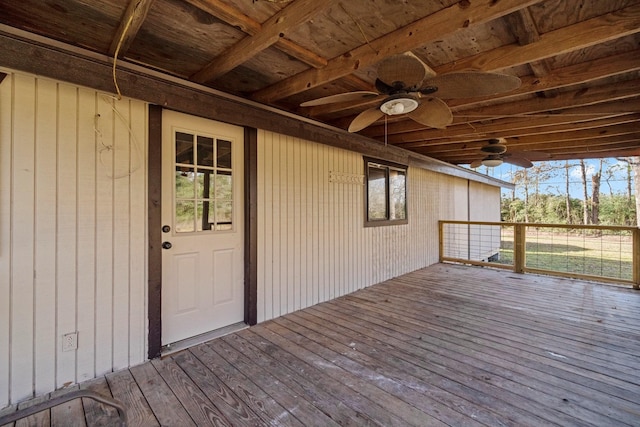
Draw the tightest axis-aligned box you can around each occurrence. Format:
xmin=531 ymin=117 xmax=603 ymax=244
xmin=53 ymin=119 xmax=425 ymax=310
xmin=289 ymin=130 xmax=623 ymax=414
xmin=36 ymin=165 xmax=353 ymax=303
xmin=495 ymin=229 xmax=634 ymax=281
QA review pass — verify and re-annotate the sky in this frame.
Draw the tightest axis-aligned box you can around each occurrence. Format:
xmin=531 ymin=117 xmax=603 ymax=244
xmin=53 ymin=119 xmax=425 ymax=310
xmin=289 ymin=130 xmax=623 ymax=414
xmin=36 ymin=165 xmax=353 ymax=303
xmin=468 ymin=157 xmax=636 ymax=199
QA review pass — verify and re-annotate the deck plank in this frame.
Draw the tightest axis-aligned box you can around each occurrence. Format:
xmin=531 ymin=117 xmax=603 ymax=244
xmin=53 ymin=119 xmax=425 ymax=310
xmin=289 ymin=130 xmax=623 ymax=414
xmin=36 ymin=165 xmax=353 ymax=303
xmin=79 ymin=378 xmax=120 ymax=427
xmin=171 ymin=351 xmax=265 ymax=427
xmin=151 ymin=357 xmax=231 ymax=426
xmin=105 ymin=369 xmax=159 ymax=427
xmin=6 ymin=264 xmax=640 ymax=427
xmin=50 ymin=387 xmax=85 ymax=427
xmin=129 ymin=362 xmax=195 ymax=426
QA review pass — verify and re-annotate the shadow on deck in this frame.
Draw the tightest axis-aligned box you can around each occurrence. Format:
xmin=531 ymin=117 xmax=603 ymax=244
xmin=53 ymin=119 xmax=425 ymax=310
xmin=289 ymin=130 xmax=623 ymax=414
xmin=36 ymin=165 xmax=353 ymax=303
xmin=2 ymin=263 xmax=640 ymax=426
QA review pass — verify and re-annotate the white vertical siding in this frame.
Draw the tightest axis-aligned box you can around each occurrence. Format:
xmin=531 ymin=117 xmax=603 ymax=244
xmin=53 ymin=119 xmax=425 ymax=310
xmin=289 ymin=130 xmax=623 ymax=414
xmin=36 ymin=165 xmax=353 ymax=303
xmin=256 ymin=130 xmax=497 ymax=323
xmin=0 ymin=71 xmax=148 ymax=406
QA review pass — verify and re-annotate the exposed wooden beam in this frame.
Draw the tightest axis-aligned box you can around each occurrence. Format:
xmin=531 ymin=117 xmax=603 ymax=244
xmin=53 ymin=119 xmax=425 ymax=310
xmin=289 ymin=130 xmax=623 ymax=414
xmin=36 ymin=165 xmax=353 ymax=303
xmin=306 ymin=48 xmax=640 ymax=120
xmin=191 ymin=0 xmax=338 ymax=83
xmin=109 ymin=0 xmax=155 ymax=57
xmin=252 ymin=0 xmax=544 ymax=103
xmin=452 ymin=79 xmax=640 ymax=118
xmin=183 ymin=0 xmax=327 ymax=68
xmin=430 ymin=137 xmax=640 ymax=163
xmin=395 ymin=115 xmax=640 ymax=148
xmin=436 ymin=3 xmax=640 ymax=74
xmin=364 ymin=98 xmax=640 ymax=138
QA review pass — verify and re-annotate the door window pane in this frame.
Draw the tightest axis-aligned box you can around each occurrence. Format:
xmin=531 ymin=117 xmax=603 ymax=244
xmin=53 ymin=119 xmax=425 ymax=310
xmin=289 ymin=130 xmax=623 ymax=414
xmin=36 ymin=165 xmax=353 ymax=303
xmin=175 ymin=201 xmax=195 ymax=232
xmin=197 ymin=136 xmax=214 ymax=167
xmin=176 ymin=132 xmax=194 ymax=164
xmin=175 ymin=167 xmax=195 ymax=198
xmin=174 ymin=131 xmax=234 ymax=233
xmin=217 ymin=139 xmax=232 ymax=168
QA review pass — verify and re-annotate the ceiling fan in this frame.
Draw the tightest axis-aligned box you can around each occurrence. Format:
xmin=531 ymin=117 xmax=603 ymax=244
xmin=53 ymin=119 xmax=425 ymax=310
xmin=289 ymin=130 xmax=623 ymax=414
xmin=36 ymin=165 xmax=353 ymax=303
xmin=470 ymin=138 xmax=543 ymax=168
xmin=300 ymin=52 xmax=522 ymax=132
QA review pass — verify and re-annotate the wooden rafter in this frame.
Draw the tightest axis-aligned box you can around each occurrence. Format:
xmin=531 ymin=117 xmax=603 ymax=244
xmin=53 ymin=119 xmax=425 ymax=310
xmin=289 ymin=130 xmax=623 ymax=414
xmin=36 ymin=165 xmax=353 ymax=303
xmin=183 ymin=0 xmax=327 ymax=69
xmin=251 ymin=0 xmax=544 ymax=103
xmin=435 ymin=3 xmax=640 ymax=74
xmin=109 ymin=0 xmax=155 ymax=57
xmin=191 ymin=0 xmax=339 ymax=83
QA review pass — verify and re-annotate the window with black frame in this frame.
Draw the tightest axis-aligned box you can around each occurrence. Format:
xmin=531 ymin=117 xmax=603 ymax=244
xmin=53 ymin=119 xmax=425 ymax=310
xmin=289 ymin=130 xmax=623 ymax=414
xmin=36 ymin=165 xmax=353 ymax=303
xmin=364 ymin=158 xmax=407 ymax=226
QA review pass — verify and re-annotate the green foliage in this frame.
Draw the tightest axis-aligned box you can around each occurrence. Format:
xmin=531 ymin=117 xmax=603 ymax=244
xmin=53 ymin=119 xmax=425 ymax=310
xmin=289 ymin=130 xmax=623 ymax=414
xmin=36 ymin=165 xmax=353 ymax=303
xmin=502 ymin=194 xmax=636 ymax=225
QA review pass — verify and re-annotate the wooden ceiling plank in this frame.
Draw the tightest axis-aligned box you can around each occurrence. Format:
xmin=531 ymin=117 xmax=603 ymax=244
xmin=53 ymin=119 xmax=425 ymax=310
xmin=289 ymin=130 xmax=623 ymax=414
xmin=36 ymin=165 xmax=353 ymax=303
xmin=252 ymin=0 xmax=544 ymax=103
xmin=453 ymin=79 xmax=640 ymax=119
xmin=431 ymin=138 xmax=640 ymax=164
xmin=435 ymin=3 xmax=640 ymax=74
xmin=396 ymin=115 xmax=640 ymax=148
xmin=109 ymin=0 xmax=155 ymax=57
xmin=183 ymin=0 xmax=262 ymax=34
xmin=191 ymin=0 xmax=340 ymax=83
xmin=381 ymin=113 xmax=635 ymax=144
xmin=309 ymin=48 xmax=640 ymax=119
xmin=461 ymin=138 xmax=640 ymax=156
xmin=184 ymin=0 xmax=327 ymax=68
xmin=412 ymin=124 xmax=640 ymax=155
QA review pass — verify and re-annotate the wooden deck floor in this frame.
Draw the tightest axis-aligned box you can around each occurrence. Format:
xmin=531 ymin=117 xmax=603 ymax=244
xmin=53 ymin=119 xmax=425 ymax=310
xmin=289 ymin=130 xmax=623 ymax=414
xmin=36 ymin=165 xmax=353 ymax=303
xmin=3 ymin=263 xmax=640 ymax=426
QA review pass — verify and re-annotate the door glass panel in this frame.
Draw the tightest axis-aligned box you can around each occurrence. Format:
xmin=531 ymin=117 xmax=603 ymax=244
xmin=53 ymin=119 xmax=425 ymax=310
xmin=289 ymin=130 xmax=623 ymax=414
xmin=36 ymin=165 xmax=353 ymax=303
xmin=217 ymin=139 xmax=232 ymax=168
xmin=174 ymin=131 xmax=233 ymax=233
xmin=215 ymin=172 xmax=232 ymax=199
xmin=176 ymin=132 xmax=194 ymax=165
xmin=175 ymin=201 xmax=195 ymax=232
xmin=197 ymin=136 xmax=214 ymax=167
xmin=175 ymin=167 xmax=195 ymax=198
xmin=196 ymin=170 xmax=214 ymax=199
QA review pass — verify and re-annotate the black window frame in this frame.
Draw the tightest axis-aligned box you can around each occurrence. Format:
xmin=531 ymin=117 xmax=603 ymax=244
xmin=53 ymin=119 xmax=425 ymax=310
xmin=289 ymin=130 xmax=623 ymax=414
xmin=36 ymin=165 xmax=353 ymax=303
xmin=364 ymin=157 xmax=408 ymax=227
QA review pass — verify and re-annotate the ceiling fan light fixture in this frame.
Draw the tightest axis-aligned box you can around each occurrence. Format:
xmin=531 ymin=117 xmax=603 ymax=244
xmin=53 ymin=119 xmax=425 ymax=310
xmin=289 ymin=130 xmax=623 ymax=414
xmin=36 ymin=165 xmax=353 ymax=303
xmin=380 ymin=97 xmax=418 ymax=115
xmin=481 ymin=157 xmax=503 ymax=167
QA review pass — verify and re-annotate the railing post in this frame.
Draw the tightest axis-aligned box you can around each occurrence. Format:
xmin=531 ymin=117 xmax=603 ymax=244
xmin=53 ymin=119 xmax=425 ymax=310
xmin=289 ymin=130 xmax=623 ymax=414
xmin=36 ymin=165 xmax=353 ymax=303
xmin=514 ymin=223 xmax=526 ymax=274
xmin=633 ymin=228 xmax=640 ymax=290
xmin=438 ymin=221 xmax=444 ymax=263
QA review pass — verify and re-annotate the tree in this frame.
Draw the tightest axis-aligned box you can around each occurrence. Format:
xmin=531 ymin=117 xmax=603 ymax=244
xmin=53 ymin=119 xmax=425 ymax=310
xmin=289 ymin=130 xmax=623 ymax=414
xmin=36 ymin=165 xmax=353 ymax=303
xmin=616 ymin=157 xmax=640 ymax=227
xmin=564 ymin=161 xmax=572 ymax=224
xmin=579 ymin=160 xmax=589 ymax=224
xmin=590 ymin=159 xmax=602 ymax=225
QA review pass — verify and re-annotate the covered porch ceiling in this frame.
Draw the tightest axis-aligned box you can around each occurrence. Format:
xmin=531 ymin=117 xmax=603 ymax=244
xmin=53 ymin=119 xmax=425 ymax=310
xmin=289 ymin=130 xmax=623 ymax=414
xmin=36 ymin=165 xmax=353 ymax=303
xmin=1 ymin=0 xmax=639 ymax=167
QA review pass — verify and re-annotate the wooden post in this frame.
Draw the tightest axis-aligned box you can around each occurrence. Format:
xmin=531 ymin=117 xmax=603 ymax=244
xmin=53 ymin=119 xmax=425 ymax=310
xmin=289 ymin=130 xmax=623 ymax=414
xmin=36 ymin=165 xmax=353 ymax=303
xmin=633 ymin=228 xmax=640 ymax=290
xmin=438 ymin=221 xmax=444 ymax=263
xmin=514 ymin=223 xmax=526 ymax=274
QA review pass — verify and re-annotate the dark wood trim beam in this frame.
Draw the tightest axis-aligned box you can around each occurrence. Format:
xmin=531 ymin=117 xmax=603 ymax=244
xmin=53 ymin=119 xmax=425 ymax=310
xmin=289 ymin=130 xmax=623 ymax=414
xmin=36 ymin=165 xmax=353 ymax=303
xmin=252 ymin=0 xmax=542 ymax=103
xmin=109 ymin=0 xmax=155 ymax=57
xmin=147 ymin=104 xmax=162 ymax=359
xmin=0 ymin=29 xmax=504 ymax=186
xmin=244 ymin=127 xmax=258 ymax=326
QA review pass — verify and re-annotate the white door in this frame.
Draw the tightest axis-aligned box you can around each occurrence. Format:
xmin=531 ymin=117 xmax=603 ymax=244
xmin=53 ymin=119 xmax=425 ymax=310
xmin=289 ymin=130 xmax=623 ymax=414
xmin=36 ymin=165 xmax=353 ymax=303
xmin=161 ymin=110 xmax=244 ymax=345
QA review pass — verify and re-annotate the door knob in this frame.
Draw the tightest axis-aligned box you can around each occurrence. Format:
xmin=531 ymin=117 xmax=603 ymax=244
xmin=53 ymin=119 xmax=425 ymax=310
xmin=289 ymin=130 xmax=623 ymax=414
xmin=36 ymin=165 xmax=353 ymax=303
xmin=162 ymin=241 xmax=172 ymax=250
xmin=162 ymin=225 xmax=171 ymax=233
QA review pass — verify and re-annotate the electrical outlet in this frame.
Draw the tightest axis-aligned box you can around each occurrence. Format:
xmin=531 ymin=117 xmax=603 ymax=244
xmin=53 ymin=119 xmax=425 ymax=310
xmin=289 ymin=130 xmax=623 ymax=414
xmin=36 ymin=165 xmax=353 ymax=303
xmin=62 ymin=332 xmax=78 ymax=352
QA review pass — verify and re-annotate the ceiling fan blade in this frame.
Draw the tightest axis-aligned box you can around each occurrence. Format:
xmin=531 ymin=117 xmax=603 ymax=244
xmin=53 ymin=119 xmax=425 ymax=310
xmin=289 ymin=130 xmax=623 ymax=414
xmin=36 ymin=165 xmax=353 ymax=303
xmin=300 ymin=91 xmax=379 ymax=107
xmin=470 ymin=159 xmax=483 ymax=168
xmin=348 ymin=108 xmax=384 ymax=132
xmin=377 ymin=53 xmax=429 ymax=89
xmin=504 ymin=155 xmax=533 ymax=168
xmin=423 ymin=72 xmax=522 ymax=99
xmin=407 ymin=97 xmax=453 ymax=129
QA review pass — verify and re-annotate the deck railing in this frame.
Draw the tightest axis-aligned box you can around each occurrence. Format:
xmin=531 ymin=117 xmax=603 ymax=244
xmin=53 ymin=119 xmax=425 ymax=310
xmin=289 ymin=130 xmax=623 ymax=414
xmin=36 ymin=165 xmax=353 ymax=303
xmin=439 ymin=221 xmax=640 ymax=289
